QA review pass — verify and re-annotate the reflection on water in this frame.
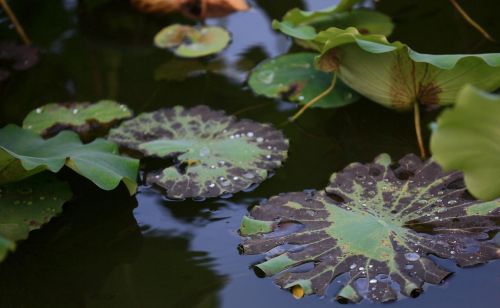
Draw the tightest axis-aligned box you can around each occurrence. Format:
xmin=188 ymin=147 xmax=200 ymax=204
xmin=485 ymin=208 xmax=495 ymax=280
xmin=0 ymin=0 xmax=499 ymax=307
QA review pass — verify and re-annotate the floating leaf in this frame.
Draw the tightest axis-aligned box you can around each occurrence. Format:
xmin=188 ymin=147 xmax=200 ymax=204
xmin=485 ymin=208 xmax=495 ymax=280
xmin=0 ymin=41 xmax=38 ymax=83
xmin=154 ymin=24 xmax=231 ymax=58
xmin=274 ymin=9 xmax=394 ymax=49
xmin=0 ymin=173 xmax=72 ymax=262
xmin=274 ymin=27 xmax=500 ymax=111
xmin=239 ymin=154 xmax=500 ymax=303
xmin=0 ymin=125 xmax=139 ymax=194
xmin=108 ymin=105 xmax=288 ymax=199
xmin=248 ymin=53 xmax=359 ymax=108
xmin=131 ymin=0 xmax=249 ymax=19
xmin=431 ymin=85 xmax=500 ymax=201
xmin=22 ymin=100 xmax=133 ymax=140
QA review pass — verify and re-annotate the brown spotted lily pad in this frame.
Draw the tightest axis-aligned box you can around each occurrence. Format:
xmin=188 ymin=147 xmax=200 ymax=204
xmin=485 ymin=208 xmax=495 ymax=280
xmin=239 ymin=154 xmax=500 ymax=303
xmin=22 ymin=100 xmax=133 ymax=140
xmin=108 ymin=105 xmax=289 ymax=199
xmin=154 ymin=24 xmax=231 ymax=58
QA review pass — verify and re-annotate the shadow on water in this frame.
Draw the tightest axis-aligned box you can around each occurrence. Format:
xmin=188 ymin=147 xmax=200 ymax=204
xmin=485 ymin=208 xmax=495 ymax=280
xmin=0 ymin=0 xmax=500 ymax=307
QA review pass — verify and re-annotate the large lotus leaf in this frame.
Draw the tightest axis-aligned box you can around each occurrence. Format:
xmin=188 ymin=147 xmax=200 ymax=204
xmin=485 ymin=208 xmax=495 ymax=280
xmin=108 ymin=105 xmax=289 ymax=199
xmin=0 ymin=173 xmax=72 ymax=262
xmin=22 ymin=100 xmax=133 ymax=139
xmin=274 ymin=26 xmax=500 ymax=111
xmin=154 ymin=24 xmax=231 ymax=58
xmin=274 ymin=9 xmax=394 ymax=49
xmin=239 ymin=154 xmax=500 ymax=303
xmin=0 ymin=125 xmax=139 ymax=194
xmin=248 ymin=53 xmax=359 ymax=108
xmin=431 ymin=85 xmax=500 ymax=201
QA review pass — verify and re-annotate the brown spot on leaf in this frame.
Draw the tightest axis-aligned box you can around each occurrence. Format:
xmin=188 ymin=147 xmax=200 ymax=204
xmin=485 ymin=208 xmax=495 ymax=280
xmin=317 ymin=49 xmax=340 ymax=72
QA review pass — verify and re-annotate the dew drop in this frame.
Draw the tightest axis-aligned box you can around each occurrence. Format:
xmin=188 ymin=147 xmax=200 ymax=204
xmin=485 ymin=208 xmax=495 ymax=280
xmin=247 ymin=132 xmax=254 ymax=137
xmin=369 ymin=279 xmax=377 ymax=284
xmin=243 ymin=172 xmax=255 ymax=179
xmin=199 ymin=146 xmax=210 ymax=157
xmin=447 ymin=200 xmax=458 ymax=205
xmin=256 ymin=137 xmax=264 ymax=143
xmin=404 ymin=252 xmax=420 ymax=261
xmin=208 ymin=183 xmax=216 ymax=188
xmin=35 ymin=107 xmax=42 ymax=114
xmin=221 ymin=180 xmax=231 ymax=187
xmin=72 ymin=108 xmax=79 ymax=114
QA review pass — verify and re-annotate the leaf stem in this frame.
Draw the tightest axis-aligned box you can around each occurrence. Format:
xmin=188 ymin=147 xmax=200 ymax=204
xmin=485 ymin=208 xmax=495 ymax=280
xmin=449 ymin=0 xmax=495 ymax=42
xmin=414 ymin=101 xmax=427 ymax=159
xmin=289 ymin=73 xmax=337 ymax=122
xmin=0 ymin=0 xmax=31 ymax=44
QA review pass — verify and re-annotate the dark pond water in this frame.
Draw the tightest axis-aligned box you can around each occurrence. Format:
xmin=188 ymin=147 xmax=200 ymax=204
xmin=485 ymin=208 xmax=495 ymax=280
xmin=1 ymin=0 xmax=499 ymax=307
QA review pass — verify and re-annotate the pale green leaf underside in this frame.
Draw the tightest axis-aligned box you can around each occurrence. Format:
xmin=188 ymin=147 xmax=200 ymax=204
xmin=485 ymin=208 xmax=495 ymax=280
xmin=154 ymin=24 xmax=231 ymax=58
xmin=248 ymin=53 xmax=359 ymax=108
xmin=0 ymin=125 xmax=139 ymax=194
xmin=22 ymin=100 xmax=132 ymax=137
xmin=431 ymin=85 xmax=500 ymax=200
xmin=239 ymin=154 xmax=500 ymax=303
xmin=108 ymin=106 xmax=289 ymax=199
xmin=275 ymin=26 xmax=500 ymax=110
xmin=0 ymin=173 xmax=72 ymax=263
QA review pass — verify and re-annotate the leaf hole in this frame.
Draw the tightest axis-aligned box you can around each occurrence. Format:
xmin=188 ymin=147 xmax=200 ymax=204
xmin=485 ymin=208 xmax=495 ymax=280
xmin=410 ymin=288 xmax=423 ymax=298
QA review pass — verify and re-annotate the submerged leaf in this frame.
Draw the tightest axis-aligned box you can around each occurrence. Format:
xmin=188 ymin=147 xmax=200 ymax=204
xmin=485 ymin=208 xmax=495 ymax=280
xmin=0 ymin=173 xmax=72 ymax=262
xmin=275 ymin=26 xmax=500 ymax=111
xmin=22 ymin=100 xmax=133 ymax=140
xmin=0 ymin=125 xmax=139 ymax=194
xmin=239 ymin=154 xmax=500 ymax=303
xmin=131 ymin=0 xmax=249 ymax=19
xmin=248 ymin=53 xmax=359 ymax=108
xmin=108 ymin=105 xmax=289 ymax=199
xmin=154 ymin=24 xmax=231 ymax=58
xmin=431 ymin=85 xmax=500 ymax=201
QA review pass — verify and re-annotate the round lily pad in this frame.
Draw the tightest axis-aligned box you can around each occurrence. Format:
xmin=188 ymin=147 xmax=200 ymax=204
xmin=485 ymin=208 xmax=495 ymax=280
xmin=108 ymin=105 xmax=289 ymax=199
xmin=154 ymin=24 xmax=231 ymax=58
xmin=22 ymin=100 xmax=133 ymax=140
xmin=248 ymin=53 xmax=359 ymax=108
xmin=239 ymin=154 xmax=500 ymax=303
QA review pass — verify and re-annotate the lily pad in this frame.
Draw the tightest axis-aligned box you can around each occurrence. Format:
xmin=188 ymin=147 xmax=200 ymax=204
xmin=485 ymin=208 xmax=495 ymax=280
xmin=132 ymin=0 xmax=250 ymax=19
xmin=154 ymin=24 xmax=231 ymax=58
xmin=431 ymin=85 xmax=500 ymax=201
xmin=274 ymin=26 xmax=500 ymax=111
xmin=108 ymin=105 xmax=289 ymax=199
xmin=0 ymin=173 xmax=72 ymax=262
xmin=0 ymin=125 xmax=139 ymax=195
xmin=274 ymin=9 xmax=394 ymax=49
xmin=22 ymin=100 xmax=133 ymax=140
xmin=248 ymin=53 xmax=359 ymax=108
xmin=239 ymin=154 xmax=500 ymax=303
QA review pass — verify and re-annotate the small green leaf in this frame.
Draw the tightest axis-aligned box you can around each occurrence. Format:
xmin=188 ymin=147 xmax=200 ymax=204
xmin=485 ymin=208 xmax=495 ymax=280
xmin=275 ymin=26 xmax=500 ymax=110
xmin=0 ymin=125 xmax=139 ymax=194
xmin=248 ymin=53 xmax=359 ymax=108
xmin=108 ymin=105 xmax=289 ymax=199
xmin=239 ymin=154 xmax=500 ymax=303
xmin=154 ymin=24 xmax=231 ymax=58
xmin=431 ymin=85 xmax=500 ymax=200
xmin=22 ymin=100 xmax=133 ymax=139
xmin=0 ymin=173 xmax=72 ymax=262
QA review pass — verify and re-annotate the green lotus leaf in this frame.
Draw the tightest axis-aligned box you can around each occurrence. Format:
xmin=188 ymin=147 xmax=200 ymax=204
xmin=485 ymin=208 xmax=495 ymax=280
xmin=22 ymin=100 xmax=133 ymax=139
xmin=0 ymin=173 xmax=72 ymax=262
xmin=154 ymin=24 xmax=231 ymax=58
xmin=108 ymin=105 xmax=289 ymax=199
xmin=275 ymin=26 xmax=500 ymax=111
xmin=248 ymin=53 xmax=359 ymax=108
xmin=239 ymin=153 xmax=500 ymax=303
xmin=431 ymin=85 xmax=500 ymax=201
xmin=0 ymin=125 xmax=139 ymax=194
xmin=273 ymin=9 xmax=394 ymax=49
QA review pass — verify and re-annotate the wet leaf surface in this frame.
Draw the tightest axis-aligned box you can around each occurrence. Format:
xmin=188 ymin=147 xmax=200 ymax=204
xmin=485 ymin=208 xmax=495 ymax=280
xmin=0 ymin=173 xmax=72 ymax=262
xmin=108 ymin=105 xmax=289 ymax=199
xmin=248 ymin=52 xmax=359 ymax=108
xmin=0 ymin=125 xmax=139 ymax=194
xmin=239 ymin=154 xmax=500 ymax=303
xmin=431 ymin=85 xmax=500 ymax=201
xmin=22 ymin=100 xmax=133 ymax=140
xmin=154 ymin=24 xmax=231 ymax=58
